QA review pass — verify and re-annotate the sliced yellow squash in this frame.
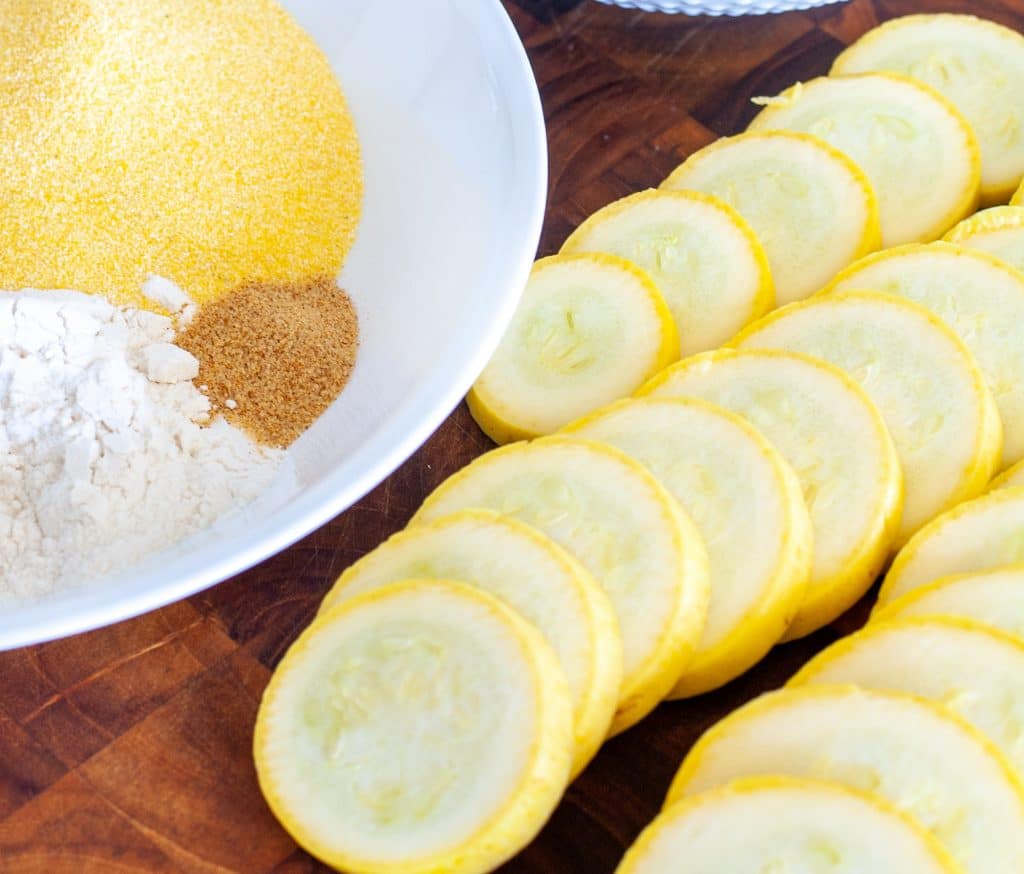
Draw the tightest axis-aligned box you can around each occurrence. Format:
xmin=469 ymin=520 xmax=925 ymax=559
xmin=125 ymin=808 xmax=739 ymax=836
xmin=467 ymin=253 xmax=679 ymax=444
xmin=662 ymin=130 xmax=880 ymax=304
xmin=254 ymin=579 xmax=573 ymax=874
xmin=873 ymin=566 xmax=1024 ymax=642
xmin=733 ymin=291 xmax=1001 ymax=545
xmin=560 ymin=189 xmax=773 ymax=356
xmin=319 ymin=510 xmax=622 ymax=777
xmin=791 ymin=616 xmax=1024 ymax=777
xmin=880 ymin=486 xmax=1024 ymax=606
xmin=991 ymin=456 xmax=1024 ymax=491
xmin=618 ymin=776 xmax=958 ymax=874
xmin=564 ymin=397 xmax=811 ymax=696
xmin=832 ymin=13 xmax=1024 ymax=204
xmin=412 ymin=436 xmax=710 ymax=735
xmin=666 ymin=685 xmax=1024 ymax=874
xmin=824 ymin=242 xmax=1024 ymax=467
xmin=640 ymin=348 xmax=902 ymax=640
xmin=748 ymin=73 xmax=979 ymax=246
xmin=944 ymin=206 xmax=1024 ymax=274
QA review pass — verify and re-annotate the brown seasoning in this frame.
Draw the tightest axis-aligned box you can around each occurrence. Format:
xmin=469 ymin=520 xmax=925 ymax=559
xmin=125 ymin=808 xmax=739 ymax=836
xmin=179 ymin=277 xmax=359 ymax=447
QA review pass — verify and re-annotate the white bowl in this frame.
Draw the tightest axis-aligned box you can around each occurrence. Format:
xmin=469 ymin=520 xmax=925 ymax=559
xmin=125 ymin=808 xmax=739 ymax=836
xmin=596 ymin=0 xmax=847 ymax=14
xmin=0 ymin=0 xmax=547 ymax=649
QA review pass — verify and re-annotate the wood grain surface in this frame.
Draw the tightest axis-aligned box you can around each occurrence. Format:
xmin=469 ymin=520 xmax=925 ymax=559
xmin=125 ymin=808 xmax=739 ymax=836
xmin=2 ymin=1 xmax=1023 ymax=871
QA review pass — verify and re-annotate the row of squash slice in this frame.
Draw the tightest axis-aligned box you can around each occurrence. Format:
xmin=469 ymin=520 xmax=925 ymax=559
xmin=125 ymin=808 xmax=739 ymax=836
xmin=254 ymin=13 xmax=1024 ymax=874
xmin=620 ymin=17 xmax=1024 ymax=870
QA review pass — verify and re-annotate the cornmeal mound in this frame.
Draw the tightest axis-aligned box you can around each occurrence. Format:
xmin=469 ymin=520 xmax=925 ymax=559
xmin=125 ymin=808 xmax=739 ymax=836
xmin=0 ymin=0 xmax=362 ymax=306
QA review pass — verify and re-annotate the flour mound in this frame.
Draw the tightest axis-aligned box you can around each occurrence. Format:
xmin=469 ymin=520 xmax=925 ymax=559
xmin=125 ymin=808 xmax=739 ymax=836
xmin=0 ymin=289 xmax=283 ymax=600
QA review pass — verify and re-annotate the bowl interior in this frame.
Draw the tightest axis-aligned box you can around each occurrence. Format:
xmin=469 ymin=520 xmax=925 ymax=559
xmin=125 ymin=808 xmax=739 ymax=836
xmin=0 ymin=0 xmax=546 ymax=649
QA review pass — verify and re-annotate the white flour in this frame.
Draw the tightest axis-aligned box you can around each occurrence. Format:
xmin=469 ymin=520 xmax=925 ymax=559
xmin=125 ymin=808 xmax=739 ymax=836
xmin=0 ymin=287 xmax=284 ymax=601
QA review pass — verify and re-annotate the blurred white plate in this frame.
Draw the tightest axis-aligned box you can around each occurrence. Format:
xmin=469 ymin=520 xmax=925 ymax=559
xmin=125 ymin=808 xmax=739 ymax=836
xmin=0 ymin=0 xmax=547 ymax=649
xmin=596 ymin=0 xmax=847 ymax=14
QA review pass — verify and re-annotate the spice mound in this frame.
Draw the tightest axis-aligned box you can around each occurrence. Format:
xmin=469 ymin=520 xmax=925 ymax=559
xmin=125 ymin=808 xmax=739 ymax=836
xmin=0 ymin=288 xmax=284 ymax=601
xmin=179 ymin=277 xmax=359 ymax=448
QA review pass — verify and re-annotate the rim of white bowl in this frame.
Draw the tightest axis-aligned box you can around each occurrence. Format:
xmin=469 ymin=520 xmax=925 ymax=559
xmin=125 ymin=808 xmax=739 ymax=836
xmin=0 ymin=0 xmax=547 ymax=651
xmin=594 ymin=0 xmax=847 ymax=13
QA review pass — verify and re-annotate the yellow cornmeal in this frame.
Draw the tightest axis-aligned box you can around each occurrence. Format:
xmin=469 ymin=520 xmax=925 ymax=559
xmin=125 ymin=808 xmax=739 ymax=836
xmin=0 ymin=0 xmax=362 ymax=307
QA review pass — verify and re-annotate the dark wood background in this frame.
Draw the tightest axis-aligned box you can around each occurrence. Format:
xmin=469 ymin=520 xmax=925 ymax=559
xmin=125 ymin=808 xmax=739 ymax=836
xmin=2 ymin=1 xmax=1022 ymax=871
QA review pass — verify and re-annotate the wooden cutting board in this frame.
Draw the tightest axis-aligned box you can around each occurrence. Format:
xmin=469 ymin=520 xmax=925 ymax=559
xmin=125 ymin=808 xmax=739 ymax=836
xmin=2 ymin=1 xmax=1022 ymax=871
